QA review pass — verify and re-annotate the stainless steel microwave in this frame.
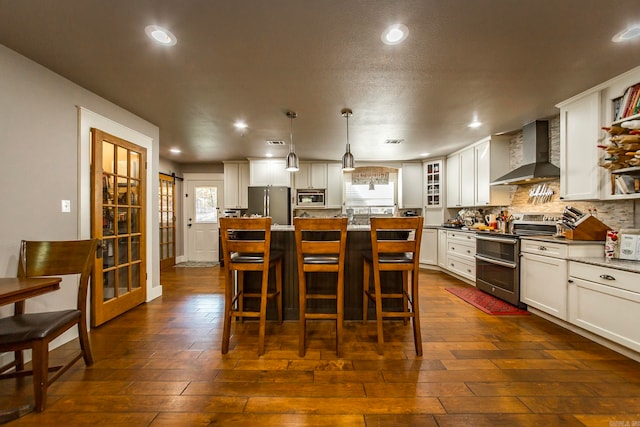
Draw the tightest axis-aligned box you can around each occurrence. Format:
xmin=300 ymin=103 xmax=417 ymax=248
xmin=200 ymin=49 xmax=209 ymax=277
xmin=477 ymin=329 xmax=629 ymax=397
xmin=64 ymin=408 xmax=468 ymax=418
xmin=296 ymin=189 xmax=326 ymax=207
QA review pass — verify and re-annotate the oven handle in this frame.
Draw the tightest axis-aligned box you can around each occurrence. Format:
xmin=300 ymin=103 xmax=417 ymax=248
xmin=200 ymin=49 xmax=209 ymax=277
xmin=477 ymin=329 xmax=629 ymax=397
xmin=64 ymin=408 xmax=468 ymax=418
xmin=475 ymin=235 xmax=519 ymax=245
xmin=475 ymin=254 xmax=517 ymax=269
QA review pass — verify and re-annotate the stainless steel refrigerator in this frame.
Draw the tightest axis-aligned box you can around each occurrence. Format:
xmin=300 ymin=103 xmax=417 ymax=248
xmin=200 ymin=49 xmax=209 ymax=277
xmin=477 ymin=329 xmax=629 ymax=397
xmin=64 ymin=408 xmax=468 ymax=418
xmin=247 ymin=186 xmax=292 ymax=225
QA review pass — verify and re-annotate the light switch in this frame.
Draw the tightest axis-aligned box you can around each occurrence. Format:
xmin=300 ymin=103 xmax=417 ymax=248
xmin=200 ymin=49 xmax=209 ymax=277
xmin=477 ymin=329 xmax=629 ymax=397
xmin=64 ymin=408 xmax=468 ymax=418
xmin=61 ymin=200 xmax=71 ymax=213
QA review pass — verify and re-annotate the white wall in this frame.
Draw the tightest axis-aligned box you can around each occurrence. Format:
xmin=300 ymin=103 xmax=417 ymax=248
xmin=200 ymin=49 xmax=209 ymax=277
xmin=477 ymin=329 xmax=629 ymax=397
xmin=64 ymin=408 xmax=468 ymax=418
xmin=0 ymin=44 xmax=160 ymax=349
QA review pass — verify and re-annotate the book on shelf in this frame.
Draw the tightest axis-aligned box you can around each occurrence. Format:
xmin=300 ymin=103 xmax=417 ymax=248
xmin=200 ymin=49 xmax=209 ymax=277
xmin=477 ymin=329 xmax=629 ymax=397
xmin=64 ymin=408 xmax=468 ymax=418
xmin=614 ymin=174 xmax=639 ymax=194
xmin=615 ymin=83 xmax=640 ymax=121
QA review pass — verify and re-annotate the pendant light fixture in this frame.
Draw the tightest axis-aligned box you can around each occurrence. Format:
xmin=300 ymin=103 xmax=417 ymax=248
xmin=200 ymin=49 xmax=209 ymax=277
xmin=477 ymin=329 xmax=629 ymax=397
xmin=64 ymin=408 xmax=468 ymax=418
xmin=285 ymin=111 xmax=299 ymax=172
xmin=341 ymin=108 xmax=355 ymax=171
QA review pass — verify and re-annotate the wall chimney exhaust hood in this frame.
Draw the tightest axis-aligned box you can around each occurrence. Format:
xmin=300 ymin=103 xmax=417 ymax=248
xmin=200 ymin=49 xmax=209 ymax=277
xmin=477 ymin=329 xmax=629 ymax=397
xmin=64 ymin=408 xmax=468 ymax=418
xmin=490 ymin=120 xmax=560 ymax=186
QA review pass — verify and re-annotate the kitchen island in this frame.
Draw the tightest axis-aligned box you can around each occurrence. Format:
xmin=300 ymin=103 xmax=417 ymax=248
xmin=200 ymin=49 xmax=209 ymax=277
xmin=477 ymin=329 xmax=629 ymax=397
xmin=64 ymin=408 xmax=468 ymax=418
xmin=240 ymin=225 xmax=405 ymax=320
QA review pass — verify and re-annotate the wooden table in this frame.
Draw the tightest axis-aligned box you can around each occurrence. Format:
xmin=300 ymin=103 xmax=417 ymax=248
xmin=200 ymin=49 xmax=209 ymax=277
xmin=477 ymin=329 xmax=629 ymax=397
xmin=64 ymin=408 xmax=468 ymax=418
xmin=0 ymin=277 xmax=62 ymax=306
xmin=0 ymin=276 xmax=62 ymax=424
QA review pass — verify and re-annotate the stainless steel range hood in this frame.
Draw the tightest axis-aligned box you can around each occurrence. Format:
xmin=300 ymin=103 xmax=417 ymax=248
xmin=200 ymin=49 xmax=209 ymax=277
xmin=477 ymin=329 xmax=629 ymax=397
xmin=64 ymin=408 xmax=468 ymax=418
xmin=490 ymin=120 xmax=560 ymax=185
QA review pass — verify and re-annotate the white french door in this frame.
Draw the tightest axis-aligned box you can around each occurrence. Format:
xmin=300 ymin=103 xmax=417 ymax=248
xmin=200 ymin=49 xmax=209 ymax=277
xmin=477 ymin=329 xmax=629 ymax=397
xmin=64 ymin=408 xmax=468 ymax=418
xmin=185 ymin=178 xmax=223 ymax=262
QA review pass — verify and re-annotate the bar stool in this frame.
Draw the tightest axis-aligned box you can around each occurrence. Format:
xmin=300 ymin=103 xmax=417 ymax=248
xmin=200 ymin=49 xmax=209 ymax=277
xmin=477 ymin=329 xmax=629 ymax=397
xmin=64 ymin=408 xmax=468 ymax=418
xmin=363 ymin=216 xmax=423 ymax=356
xmin=294 ymin=217 xmax=348 ymax=357
xmin=219 ymin=217 xmax=282 ymax=356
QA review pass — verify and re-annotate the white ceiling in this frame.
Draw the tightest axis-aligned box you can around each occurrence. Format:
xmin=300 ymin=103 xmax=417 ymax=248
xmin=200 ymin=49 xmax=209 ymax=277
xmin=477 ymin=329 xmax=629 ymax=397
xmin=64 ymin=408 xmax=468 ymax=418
xmin=1 ymin=0 xmax=639 ymax=164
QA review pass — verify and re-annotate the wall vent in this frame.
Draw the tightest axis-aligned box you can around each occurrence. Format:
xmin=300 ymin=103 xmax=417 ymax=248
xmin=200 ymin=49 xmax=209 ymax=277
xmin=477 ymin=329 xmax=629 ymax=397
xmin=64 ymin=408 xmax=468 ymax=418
xmin=266 ymin=140 xmax=286 ymax=146
xmin=384 ymin=139 xmax=404 ymax=145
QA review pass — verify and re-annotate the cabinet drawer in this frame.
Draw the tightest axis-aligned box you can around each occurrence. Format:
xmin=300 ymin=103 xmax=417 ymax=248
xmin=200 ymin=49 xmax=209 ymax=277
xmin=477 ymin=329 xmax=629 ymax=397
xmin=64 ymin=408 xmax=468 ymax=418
xmin=447 ymin=231 xmax=476 ymax=243
xmin=447 ymin=241 xmax=475 ymax=260
xmin=520 ymin=239 xmax=567 ymax=258
xmin=569 ymin=262 xmax=640 ymax=293
xmin=447 ymin=254 xmax=475 ymax=281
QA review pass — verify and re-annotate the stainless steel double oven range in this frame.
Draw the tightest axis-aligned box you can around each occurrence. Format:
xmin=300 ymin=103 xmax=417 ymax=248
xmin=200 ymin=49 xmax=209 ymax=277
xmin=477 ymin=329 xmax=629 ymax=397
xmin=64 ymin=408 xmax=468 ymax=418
xmin=475 ymin=212 xmax=561 ymax=308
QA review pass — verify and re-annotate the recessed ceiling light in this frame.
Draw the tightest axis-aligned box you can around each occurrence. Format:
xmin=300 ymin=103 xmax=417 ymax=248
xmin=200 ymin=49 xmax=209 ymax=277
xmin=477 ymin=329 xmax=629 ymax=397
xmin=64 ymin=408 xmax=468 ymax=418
xmin=381 ymin=24 xmax=409 ymax=45
xmin=468 ymin=120 xmax=482 ymax=128
xmin=145 ymin=25 xmax=177 ymax=46
xmin=265 ymin=153 xmax=273 ymax=158
xmin=169 ymin=148 xmax=181 ymax=154
xmin=234 ymin=120 xmax=248 ymax=130
xmin=612 ymin=24 xmax=640 ymax=42
xmin=420 ymin=152 xmax=430 ymax=157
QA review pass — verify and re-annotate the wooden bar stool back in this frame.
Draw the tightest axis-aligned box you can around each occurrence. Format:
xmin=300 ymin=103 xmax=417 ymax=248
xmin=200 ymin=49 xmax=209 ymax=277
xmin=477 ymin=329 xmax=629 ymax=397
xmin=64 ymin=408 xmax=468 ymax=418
xmin=0 ymin=239 xmax=98 ymax=412
xmin=219 ymin=217 xmax=282 ymax=355
xmin=362 ymin=217 xmax=423 ymax=356
xmin=294 ymin=217 xmax=348 ymax=357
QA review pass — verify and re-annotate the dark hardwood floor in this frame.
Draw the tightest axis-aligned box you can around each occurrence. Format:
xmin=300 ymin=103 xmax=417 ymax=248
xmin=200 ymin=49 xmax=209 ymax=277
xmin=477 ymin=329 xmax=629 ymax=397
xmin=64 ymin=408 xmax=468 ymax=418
xmin=2 ymin=266 xmax=640 ymax=426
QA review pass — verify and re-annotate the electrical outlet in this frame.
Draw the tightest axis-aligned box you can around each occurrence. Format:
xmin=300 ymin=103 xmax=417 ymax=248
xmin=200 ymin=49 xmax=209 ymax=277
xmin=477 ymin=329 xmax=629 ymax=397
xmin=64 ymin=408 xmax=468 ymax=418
xmin=61 ymin=200 xmax=71 ymax=213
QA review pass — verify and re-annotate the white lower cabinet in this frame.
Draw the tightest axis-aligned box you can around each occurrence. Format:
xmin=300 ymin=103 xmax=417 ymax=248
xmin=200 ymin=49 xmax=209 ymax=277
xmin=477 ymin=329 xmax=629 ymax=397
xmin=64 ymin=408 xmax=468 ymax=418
xmin=520 ymin=239 xmax=603 ymax=320
xmin=419 ymin=228 xmax=438 ymax=266
xmin=521 ymin=252 xmax=568 ymax=319
xmin=446 ymin=230 xmax=475 ymax=281
xmin=568 ymin=262 xmax=640 ymax=353
xmin=437 ymin=229 xmax=447 ymax=268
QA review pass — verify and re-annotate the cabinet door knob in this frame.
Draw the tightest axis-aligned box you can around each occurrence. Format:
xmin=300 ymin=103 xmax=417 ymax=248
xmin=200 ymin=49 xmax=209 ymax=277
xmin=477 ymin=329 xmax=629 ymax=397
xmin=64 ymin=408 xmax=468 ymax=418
xmin=568 ymin=279 xmax=573 ymax=283
xmin=599 ymin=274 xmax=616 ymax=280
xmin=538 ymin=246 xmax=546 ymax=251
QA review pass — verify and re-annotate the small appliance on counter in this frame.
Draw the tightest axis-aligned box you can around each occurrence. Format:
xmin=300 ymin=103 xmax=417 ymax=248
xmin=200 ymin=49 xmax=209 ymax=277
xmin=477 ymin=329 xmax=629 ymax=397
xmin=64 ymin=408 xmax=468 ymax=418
xmin=618 ymin=229 xmax=640 ymax=261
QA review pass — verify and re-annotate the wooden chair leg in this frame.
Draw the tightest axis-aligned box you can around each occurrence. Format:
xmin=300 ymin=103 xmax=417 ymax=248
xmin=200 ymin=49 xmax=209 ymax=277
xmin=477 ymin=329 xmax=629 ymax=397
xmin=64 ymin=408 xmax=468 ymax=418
xmin=336 ymin=273 xmax=344 ymax=358
xmin=14 ymin=350 xmax=24 ymax=371
xmin=411 ymin=271 xmax=423 ymax=356
xmin=237 ymin=271 xmax=244 ymax=323
xmin=362 ymin=260 xmax=370 ymax=324
xmin=257 ymin=269 xmax=269 ymax=356
xmin=298 ymin=270 xmax=307 ymax=357
xmin=402 ymin=270 xmax=409 ymax=325
xmin=373 ymin=268 xmax=385 ymax=355
xmin=221 ymin=268 xmax=234 ymax=354
xmin=78 ymin=316 xmax=94 ymax=366
xmin=275 ymin=260 xmax=283 ymax=323
xmin=32 ymin=340 xmax=47 ymax=412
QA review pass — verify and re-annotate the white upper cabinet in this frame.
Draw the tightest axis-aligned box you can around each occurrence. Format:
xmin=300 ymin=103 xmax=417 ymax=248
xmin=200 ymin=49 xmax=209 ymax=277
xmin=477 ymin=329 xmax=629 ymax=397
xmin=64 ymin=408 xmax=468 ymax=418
xmin=446 ymin=136 xmax=510 ymax=208
xmin=474 ymin=136 xmax=511 ymax=206
xmin=249 ymin=158 xmax=291 ymax=187
xmin=557 ymin=64 xmax=640 ymax=201
xmin=459 ymin=147 xmax=475 ymax=206
xmin=558 ymin=91 xmax=601 ymax=201
xmin=326 ymin=163 xmax=343 ymax=208
xmin=223 ymin=161 xmax=249 ymax=209
xmin=400 ymin=162 xmax=423 ymax=208
xmin=446 ymin=152 xmax=462 ymax=208
xmin=294 ymin=162 xmax=327 ymax=189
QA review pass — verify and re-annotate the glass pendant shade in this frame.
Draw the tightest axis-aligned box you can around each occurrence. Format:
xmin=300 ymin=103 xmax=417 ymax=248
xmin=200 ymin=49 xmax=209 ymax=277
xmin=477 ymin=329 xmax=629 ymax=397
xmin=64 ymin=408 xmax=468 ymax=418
xmin=285 ymin=150 xmax=299 ymax=171
xmin=341 ymin=108 xmax=355 ymax=171
xmin=342 ymin=146 xmax=355 ymax=171
xmin=285 ymin=111 xmax=299 ymax=172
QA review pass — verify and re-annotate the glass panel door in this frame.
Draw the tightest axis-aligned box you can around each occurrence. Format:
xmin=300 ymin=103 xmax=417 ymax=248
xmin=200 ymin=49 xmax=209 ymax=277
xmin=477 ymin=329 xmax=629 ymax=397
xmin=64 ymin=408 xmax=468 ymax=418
xmin=159 ymin=174 xmax=176 ymax=270
xmin=91 ymin=128 xmax=146 ymax=327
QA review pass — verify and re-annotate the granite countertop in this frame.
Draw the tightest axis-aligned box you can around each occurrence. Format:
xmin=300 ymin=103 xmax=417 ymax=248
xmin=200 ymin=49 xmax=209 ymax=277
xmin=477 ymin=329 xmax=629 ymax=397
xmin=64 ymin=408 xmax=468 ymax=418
xmin=270 ymin=224 xmax=372 ymax=231
xmin=519 ymin=235 xmax=605 ymax=245
xmin=569 ymin=256 xmax=640 ymax=274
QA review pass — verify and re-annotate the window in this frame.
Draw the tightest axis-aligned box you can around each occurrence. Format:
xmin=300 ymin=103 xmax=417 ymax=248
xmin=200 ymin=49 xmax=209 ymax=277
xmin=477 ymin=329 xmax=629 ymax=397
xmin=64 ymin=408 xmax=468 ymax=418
xmin=343 ymin=168 xmax=398 ymax=207
xmin=195 ymin=186 xmax=218 ymax=223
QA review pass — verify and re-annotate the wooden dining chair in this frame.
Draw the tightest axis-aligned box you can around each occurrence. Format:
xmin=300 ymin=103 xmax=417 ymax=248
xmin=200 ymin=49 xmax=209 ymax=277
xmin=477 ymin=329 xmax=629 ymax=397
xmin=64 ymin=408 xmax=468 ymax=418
xmin=0 ymin=239 xmax=98 ymax=412
xmin=219 ymin=217 xmax=283 ymax=355
xmin=363 ymin=217 xmax=423 ymax=356
xmin=294 ymin=217 xmax=348 ymax=357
